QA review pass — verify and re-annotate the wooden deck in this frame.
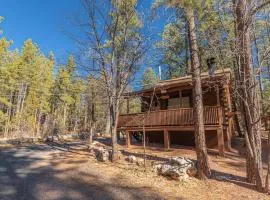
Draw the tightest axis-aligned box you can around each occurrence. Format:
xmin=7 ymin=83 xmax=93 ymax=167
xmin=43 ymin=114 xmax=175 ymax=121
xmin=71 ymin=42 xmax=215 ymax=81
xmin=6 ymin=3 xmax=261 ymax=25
xmin=118 ymin=106 xmax=222 ymax=129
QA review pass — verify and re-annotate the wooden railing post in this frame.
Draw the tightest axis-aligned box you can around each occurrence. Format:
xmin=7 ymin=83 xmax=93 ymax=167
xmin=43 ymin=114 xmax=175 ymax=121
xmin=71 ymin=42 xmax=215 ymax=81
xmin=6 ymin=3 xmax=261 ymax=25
xmin=126 ymin=130 xmax=130 ymax=148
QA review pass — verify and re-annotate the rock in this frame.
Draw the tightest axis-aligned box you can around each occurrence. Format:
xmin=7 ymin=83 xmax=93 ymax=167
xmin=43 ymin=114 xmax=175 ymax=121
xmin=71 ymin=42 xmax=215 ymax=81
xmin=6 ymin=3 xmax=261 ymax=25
xmin=44 ymin=136 xmax=55 ymax=143
xmin=136 ymin=158 xmax=144 ymax=166
xmin=126 ymin=155 xmax=137 ymax=163
xmin=95 ymin=133 xmax=101 ymax=137
xmin=170 ymin=157 xmax=194 ymax=168
xmin=94 ymin=148 xmax=109 ymax=162
xmin=107 ymin=150 xmax=122 ymax=160
xmin=53 ymin=135 xmax=60 ymax=141
xmin=153 ymin=157 xmax=197 ymax=181
xmin=91 ymin=141 xmax=105 ymax=147
xmin=152 ymin=163 xmax=162 ymax=173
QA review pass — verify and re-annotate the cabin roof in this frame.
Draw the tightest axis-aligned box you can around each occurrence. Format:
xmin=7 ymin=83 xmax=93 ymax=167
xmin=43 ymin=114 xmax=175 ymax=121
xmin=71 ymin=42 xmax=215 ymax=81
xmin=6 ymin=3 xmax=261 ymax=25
xmin=126 ymin=68 xmax=232 ymax=97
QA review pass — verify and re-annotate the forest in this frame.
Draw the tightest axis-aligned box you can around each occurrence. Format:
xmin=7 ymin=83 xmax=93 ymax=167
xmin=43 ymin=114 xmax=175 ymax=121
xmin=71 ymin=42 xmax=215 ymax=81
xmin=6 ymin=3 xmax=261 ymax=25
xmin=1 ymin=0 xmax=270 ymax=195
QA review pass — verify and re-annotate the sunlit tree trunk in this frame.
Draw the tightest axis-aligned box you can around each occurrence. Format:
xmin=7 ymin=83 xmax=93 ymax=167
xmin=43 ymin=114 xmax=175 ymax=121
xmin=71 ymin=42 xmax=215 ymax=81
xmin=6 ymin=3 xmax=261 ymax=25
xmin=234 ymin=0 xmax=263 ymax=191
xmin=265 ymin=121 xmax=270 ymax=193
xmin=186 ymin=8 xmax=211 ymax=179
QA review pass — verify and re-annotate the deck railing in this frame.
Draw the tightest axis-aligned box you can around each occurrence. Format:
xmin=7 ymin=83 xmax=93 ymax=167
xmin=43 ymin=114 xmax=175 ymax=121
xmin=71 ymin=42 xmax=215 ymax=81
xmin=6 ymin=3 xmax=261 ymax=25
xmin=118 ymin=106 xmax=221 ymax=128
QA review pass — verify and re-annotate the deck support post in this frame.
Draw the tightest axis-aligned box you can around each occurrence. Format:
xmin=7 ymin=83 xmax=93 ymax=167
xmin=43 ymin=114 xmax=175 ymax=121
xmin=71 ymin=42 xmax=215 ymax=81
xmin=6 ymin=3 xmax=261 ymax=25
xmin=164 ymin=129 xmax=170 ymax=150
xmin=226 ymin=118 xmax=233 ymax=150
xmin=217 ymin=128 xmax=225 ymax=156
xmin=125 ymin=130 xmax=130 ymax=148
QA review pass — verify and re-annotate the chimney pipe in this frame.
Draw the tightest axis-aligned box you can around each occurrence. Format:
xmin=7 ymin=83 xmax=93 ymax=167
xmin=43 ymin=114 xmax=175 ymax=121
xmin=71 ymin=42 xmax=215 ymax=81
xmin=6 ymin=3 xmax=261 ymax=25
xmin=207 ymin=58 xmax=216 ymax=75
xmin=158 ymin=66 xmax=162 ymax=80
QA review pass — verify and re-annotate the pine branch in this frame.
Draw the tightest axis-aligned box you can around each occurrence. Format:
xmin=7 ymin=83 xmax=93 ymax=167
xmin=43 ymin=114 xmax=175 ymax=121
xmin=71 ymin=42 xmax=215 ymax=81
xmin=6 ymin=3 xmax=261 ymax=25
xmin=251 ymin=0 xmax=270 ymax=16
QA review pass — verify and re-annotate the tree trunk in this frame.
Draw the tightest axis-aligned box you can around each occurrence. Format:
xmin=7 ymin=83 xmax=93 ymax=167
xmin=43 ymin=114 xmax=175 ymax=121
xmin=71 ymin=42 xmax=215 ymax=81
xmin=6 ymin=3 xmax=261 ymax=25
xmin=73 ymin=118 xmax=78 ymax=133
xmin=110 ymin=98 xmax=119 ymax=162
xmin=235 ymin=0 xmax=263 ymax=191
xmin=84 ymin=108 xmax=88 ymax=131
xmin=186 ymin=8 xmax=211 ymax=179
xmin=253 ymin=31 xmax=267 ymax=130
xmin=143 ymin=124 xmax=146 ymax=169
xmin=266 ymin=12 xmax=270 ymax=81
xmin=4 ymin=92 xmax=13 ymax=138
xmin=88 ymin=84 xmax=95 ymax=145
xmin=63 ymin=103 xmax=67 ymax=130
xmin=105 ymin=110 xmax=111 ymax=135
xmin=89 ymin=121 xmax=93 ymax=145
xmin=185 ymin=16 xmax=190 ymax=75
xmin=15 ymin=84 xmax=23 ymax=116
xmin=36 ymin=109 xmax=41 ymax=137
xmin=265 ymin=120 xmax=270 ymax=193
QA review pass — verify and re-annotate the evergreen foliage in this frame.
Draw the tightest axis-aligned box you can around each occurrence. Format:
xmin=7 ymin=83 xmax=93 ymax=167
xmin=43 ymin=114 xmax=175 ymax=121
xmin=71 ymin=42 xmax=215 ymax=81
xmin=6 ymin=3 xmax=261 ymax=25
xmin=141 ymin=67 xmax=158 ymax=89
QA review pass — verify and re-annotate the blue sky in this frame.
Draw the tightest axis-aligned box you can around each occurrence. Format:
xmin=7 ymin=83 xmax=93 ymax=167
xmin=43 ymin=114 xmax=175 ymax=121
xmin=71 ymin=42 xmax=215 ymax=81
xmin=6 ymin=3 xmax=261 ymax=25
xmin=0 ymin=0 xmax=83 ymax=64
xmin=0 ymin=0 xmax=166 ymax=63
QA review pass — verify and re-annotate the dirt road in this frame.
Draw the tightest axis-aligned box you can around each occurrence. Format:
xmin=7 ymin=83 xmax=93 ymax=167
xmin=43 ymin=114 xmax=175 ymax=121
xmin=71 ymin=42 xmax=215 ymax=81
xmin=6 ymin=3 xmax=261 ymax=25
xmin=0 ymin=143 xmax=163 ymax=200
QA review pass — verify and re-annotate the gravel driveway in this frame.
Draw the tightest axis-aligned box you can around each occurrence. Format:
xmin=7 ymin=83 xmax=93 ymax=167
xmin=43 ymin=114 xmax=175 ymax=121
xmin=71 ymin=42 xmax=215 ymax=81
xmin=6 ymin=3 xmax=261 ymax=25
xmin=0 ymin=143 xmax=163 ymax=200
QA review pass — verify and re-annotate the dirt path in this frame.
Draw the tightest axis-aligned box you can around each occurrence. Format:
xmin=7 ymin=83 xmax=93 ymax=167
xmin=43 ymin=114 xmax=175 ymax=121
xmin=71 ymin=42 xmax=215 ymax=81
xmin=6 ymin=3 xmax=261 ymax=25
xmin=0 ymin=142 xmax=269 ymax=200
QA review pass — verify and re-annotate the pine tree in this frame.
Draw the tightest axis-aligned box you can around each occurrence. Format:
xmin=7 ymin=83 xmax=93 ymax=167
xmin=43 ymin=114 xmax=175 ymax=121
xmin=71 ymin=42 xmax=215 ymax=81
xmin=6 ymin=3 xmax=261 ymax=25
xmin=156 ymin=17 xmax=188 ymax=78
xmin=153 ymin=0 xmax=212 ymax=179
xmin=141 ymin=67 xmax=158 ymax=89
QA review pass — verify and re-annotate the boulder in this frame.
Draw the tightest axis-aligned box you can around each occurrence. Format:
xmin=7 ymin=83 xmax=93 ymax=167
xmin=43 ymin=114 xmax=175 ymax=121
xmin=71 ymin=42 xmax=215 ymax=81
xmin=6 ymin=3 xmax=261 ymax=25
xmin=125 ymin=155 xmax=144 ymax=166
xmin=153 ymin=157 xmax=197 ymax=181
xmin=170 ymin=157 xmax=193 ymax=166
xmin=136 ymin=158 xmax=144 ymax=166
xmin=126 ymin=155 xmax=137 ymax=163
xmin=91 ymin=141 xmax=105 ymax=147
xmin=94 ymin=148 xmax=109 ymax=162
xmin=95 ymin=133 xmax=101 ymax=137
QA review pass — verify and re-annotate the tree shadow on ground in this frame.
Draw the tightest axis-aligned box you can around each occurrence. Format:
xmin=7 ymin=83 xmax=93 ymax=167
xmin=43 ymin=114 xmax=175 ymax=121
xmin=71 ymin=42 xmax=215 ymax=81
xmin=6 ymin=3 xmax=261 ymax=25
xmin=0 ymin=144 xmax=169 ymax=200
xmin=20 ymin=140 xmax=263 ymax=195
xmin=211 ymin=170 xmax=257 ymax=191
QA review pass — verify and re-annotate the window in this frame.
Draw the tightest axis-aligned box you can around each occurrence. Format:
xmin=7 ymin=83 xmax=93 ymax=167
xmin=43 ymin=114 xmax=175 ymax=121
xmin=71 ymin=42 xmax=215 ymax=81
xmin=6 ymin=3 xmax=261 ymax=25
xmin=181 ymin=96 xmax=191 ymax=108
xmin=181 ymin=89 xmax=192 ymax=108
xmin=168 ymin=98 xmax=181 ymax=109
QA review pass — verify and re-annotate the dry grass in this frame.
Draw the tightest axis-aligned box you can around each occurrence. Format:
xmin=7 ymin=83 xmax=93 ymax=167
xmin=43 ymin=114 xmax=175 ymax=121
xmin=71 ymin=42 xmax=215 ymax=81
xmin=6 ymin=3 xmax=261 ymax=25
xmin=50 ymin=140 xmax=270 ymax=200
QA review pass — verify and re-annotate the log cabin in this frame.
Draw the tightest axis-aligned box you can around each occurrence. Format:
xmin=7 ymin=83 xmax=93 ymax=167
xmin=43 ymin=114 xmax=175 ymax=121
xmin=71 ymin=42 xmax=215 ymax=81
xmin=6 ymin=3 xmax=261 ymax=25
xmin=117 ymin=68 xmax=234 ymax=156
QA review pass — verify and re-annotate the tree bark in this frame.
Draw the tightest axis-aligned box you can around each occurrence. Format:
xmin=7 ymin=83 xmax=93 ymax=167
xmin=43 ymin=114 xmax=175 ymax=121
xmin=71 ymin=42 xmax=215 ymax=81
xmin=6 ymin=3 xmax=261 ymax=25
xmin=265 ymin=120 xmax=270 ymax=193
xmin=88 ymin=82 xmax=96 ymax=145
xmin=186 ymin=8 xmax=211 ymax=179
xmin=235 ymin=0 xmax=263 ymax=191
xmin=89 ymin=121 xmax=93 ymax=145
xmin=4 ymin=92 xmax=13 ymax=138
xmin=63 ymin=103 xmax=67 ymax=131
xmin=110 ymin=97 xmax=119 ymax=162
xmin=105 ymin=110 xmax=111 ymax=135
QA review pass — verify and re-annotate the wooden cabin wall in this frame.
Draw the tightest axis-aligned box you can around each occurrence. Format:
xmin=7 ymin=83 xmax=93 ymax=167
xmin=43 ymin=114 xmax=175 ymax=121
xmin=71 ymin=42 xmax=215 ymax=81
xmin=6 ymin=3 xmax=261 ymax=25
xmin=203 ymin=89 xmax=218 ymax=106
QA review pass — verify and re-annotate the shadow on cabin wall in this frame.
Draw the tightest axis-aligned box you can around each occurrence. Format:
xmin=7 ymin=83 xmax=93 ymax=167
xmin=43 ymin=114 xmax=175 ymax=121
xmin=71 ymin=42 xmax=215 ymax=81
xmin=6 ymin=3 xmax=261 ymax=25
xmin=170 ymin=131 xmax=195 ymax=147
xmin=127 ymin=130 xmax=218 ymax=149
